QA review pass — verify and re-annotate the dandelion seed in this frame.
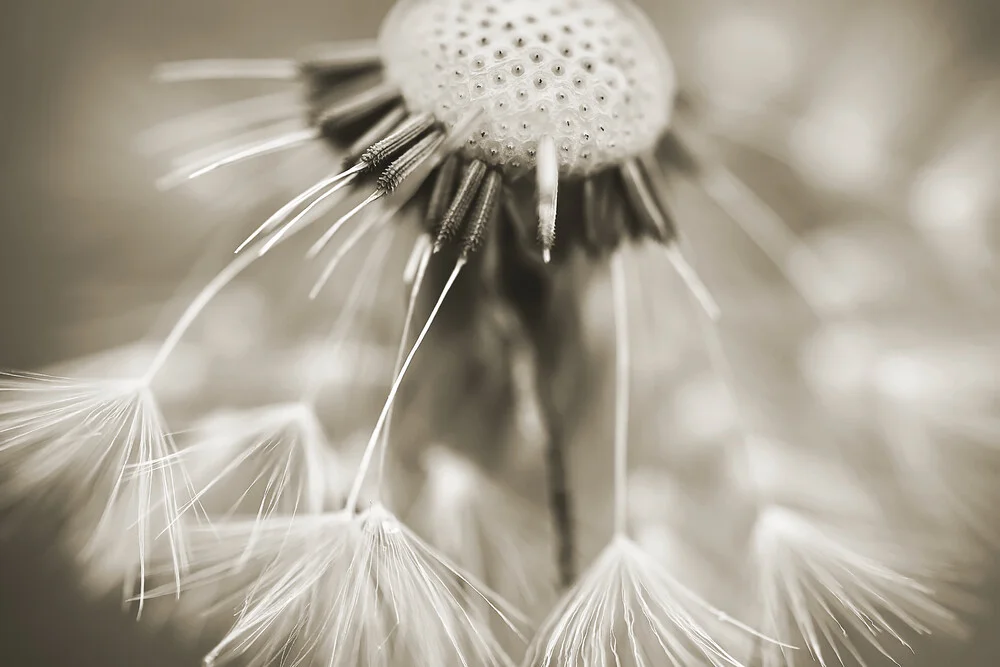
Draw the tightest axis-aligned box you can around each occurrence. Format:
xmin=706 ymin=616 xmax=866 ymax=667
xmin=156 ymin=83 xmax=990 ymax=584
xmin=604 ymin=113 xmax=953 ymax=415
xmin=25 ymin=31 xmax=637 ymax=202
xmin=198 ymin=512 xmax=360 ymax=667
xmin=752 ymin=507 xmax=967 ymax=667
xmin=344 ymin=504 xmax=524 ymax=667
xmin=527 ymin=535 xmax=767 ymax=667
xmin=0 ymin=372 xmax=192 ymax=613
xmin=170 ymin=404 xmax=334 ymax=526
xmin=199 ymin=505 xmax=523 ymax=667
xmin=527 ymin=252 xmax=776 ymax=666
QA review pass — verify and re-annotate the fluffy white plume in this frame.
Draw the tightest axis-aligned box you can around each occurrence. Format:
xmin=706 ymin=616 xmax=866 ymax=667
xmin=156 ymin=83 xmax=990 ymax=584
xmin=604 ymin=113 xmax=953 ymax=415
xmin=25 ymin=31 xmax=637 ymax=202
xmin=752 ymin=506 xmax=968 ymax=667
xmin=200 ymin=504 xmax=523 ymax=667
xmin=524 ymin=536 xmax=777 ymax=667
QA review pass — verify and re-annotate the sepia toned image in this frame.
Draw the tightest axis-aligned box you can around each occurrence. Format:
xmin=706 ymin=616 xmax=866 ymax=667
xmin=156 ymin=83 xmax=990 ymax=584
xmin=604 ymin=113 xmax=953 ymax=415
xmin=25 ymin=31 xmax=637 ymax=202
xmin=0 ymin=1 xmax=998 ymax=666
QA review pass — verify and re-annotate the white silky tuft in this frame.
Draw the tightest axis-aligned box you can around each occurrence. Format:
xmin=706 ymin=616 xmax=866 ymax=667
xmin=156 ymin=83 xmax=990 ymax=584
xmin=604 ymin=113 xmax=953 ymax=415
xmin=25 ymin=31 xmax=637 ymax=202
xmin=202 ymin=504 xmax=524 ymax=667
xmin=752 ymin=506 xmax=967 ymax=667
xmin=0 ymin=372 xmax=193 ymax=611
xmin=524 ymin=536 xmax=773 ymax=667
xmin=174 ymin=403 xmax=343 ymax=528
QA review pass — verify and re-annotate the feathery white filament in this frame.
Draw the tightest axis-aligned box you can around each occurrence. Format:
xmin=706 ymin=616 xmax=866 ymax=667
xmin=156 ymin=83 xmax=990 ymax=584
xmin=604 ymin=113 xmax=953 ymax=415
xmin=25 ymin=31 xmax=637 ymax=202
xmin=664 ymin=244 xmax=721 ymax=321
xmin=198 ymin=505 xmax=522 ymax=667
xmin=308 ymin=204 xmax=393 ymax=300
xmin=236 ymin=168 xmax=354 ymax=254
xmin=158 ymin=127 xmax=318 ymax=189
xmin=753 ymin=508 xmax=965 ymax=667
xmin=525 ymin=536 xmax=773 ymax=667
xmin=377 ymin=234 xmax=434 ymax=488
xmin=344 ymin=505 xmax=522 ymax=666
xmin=201 ymin=512 xmax=358 ymax=666
xmin=169 ymin=405 xmax=332 ymax=553
xmin=344 ymin=257 xmax=467 ymax=514
xmin=154 ymin=59 xmax=299 ymax=82
xmin=609 ymin=252 xmax=632 ymax=535
xmin=307 ymin=190 xmax=384 ymax=261
xmin=0 ymin=374 xmax=193 ymax=614
xmin=259 ymin=176 xmax=360 ymax=258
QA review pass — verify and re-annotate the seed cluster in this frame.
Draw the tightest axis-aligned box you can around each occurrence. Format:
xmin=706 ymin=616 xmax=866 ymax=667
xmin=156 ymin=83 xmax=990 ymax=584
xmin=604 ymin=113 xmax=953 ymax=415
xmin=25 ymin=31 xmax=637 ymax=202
xmin=378 ymin=0 xmax=675 ymax=176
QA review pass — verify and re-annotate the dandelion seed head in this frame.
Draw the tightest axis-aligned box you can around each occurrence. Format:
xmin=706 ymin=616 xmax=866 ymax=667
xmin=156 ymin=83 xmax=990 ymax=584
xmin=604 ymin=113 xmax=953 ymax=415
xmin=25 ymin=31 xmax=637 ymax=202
xmin=379 ymin=0 xmax=675 ymax=174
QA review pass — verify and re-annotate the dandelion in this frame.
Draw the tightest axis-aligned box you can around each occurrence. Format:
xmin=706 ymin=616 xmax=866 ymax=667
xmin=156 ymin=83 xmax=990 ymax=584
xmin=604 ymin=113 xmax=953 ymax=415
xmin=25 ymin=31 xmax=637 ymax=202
xmin=150 ymin=0 xmax=740 ymax=587
xmin=2 ymin=1 xmax=996 ymax=666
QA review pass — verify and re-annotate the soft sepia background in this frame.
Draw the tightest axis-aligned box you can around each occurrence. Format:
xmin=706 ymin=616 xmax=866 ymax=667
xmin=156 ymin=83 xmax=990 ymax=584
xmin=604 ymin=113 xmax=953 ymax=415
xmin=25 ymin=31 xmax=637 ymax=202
xmin=1 ymin=1 xmax=998 ymax=665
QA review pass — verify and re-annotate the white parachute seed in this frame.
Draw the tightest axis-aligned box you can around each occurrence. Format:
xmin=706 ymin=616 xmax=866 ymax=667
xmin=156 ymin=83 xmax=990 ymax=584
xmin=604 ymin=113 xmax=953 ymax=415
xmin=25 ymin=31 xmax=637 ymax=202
xmin=378 ymin=0 xmax=676 ymax=175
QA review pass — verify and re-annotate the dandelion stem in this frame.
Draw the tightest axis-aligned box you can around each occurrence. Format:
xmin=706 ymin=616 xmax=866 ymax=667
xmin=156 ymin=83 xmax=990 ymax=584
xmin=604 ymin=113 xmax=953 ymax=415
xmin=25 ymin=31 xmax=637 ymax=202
xmin=344 ymin=256 xmax=466 ymax=514
xmin=610 ymin=252 xmax=632 ymax=536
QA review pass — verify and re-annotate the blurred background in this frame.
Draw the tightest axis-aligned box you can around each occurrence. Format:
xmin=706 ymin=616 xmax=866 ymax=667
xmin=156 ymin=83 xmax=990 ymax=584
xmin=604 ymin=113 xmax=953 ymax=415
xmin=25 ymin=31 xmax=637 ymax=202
xmin=1 ymin=0 xmax=998 ymax=665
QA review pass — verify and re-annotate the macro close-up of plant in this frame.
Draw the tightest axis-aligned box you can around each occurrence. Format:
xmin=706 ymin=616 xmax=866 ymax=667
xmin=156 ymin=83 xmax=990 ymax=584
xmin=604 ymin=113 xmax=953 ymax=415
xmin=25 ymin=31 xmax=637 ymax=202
xmin=0 ymin=1 xmax=998 ymax=666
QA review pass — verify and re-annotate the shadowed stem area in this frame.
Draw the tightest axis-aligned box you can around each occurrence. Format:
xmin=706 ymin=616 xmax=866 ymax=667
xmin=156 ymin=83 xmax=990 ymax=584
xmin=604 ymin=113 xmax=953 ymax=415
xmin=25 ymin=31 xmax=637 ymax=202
xmin=392 ymin=186 xmax=600 ymax=588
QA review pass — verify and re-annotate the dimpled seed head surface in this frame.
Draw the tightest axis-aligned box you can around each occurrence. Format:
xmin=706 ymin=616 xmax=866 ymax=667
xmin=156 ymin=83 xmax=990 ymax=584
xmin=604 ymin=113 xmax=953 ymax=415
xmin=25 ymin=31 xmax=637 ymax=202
xmin=378 ymin=0 xmax=676 ymax=176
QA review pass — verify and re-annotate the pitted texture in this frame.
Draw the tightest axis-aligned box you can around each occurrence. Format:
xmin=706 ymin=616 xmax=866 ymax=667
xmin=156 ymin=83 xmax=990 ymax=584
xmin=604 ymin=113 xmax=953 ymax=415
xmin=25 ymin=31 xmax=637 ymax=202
xmin=378 ymin=0 xmax=676 ymax=176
